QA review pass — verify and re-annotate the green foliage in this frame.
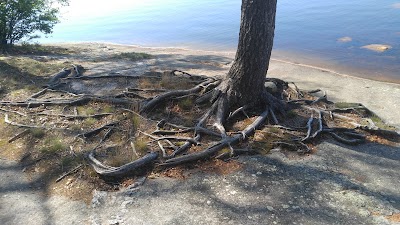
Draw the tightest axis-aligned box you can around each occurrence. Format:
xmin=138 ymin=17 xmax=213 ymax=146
xmin=77 ymin=106 xmax=96 ymax=116
xmin=15 ymin=42 xmax=75 ymax=54
xmin=131 ymin=114 xmax=141 ymax=130
xmin=41 ymin=137 xmax=66 ymax=154
xmin=134 ymin=139 xmax=149 ymax=154
xmin=83 ymin=118 xmax=97 ymax=127
xmin=29 ymin=128 xmax=45 ymax=138
xmin=268 ymin=126 xmax=280 ymax=134
xmin=0 ymin=0 xmax=69 ymax=50
xmin=111 ymin=52 xmax=153 ymax=61
xmin=102 ymin=105 xmax=115 ymax=113
xmin=178 ymin=98 xmax=193 ymax=110
xmin=286 ymin=110 xmax=297 ymax=118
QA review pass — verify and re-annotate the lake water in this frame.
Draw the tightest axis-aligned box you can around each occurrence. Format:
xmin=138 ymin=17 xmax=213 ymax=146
xmin=40 ymin=0 xmax=400 ymax=83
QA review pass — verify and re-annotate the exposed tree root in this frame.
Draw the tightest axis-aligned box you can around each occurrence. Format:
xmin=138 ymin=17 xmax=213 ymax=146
xmin=87 ymin=151 xmax=158 ymax=176
xmin=2 ymin=67 xmax=398 ymax=180
xmin=0 ymin=95 xmax=134 ymax=108
xmin=161 ymin=108 xmax=270 ymax=166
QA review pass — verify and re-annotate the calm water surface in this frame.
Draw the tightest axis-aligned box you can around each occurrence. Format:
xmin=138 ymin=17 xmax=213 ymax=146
xmin=40 ymin=0 xmax=400 ymax=83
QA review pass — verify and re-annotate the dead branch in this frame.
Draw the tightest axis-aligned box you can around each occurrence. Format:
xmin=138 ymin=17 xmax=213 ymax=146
xmin=77 ymin=122 xmax=118 ymax=139
xmin=29 ymin=88 xmax=49 ymax=99
xmin=8 ymin=129 xmax=29 ymax=143
xmin=5 ymin=114 xmax=45 ymax=129
xmin=55 ymin=164 xmax=83 ymax=183
xmin=150 ymin=136 xmax=200 ymax=145
xmin=30 ymin=112 xmax=113 ymax=120
xmin=152 ymin=128 xmax=194 ymax=135
xmin=65 ymin=74 xmax=161 ymax=80
xmin=157 ymin=141 xmax=168 ymax=158
xmin=0 ymin=95 xmax=133 ymax=108
xmin=115 ymin=91 xmax=147 ymax=100
xmin=126 ymin=88 xmax=167 ymax=93
xmin=227 ymin=105 xmax=250 ymax=120
xmin=0 ymin=107 xmax=27 ymax=116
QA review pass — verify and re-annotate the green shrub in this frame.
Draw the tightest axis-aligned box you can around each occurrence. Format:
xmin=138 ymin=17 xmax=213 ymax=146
xmin=41 ymin=138 xmax=67 ymax=154
xmin=111 ymin=52 xmax=152 ymax=61
xmin=29 ymin=128 xmax=45 ymax=138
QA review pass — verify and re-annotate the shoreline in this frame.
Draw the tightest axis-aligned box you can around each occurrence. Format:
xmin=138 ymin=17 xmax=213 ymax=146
xmin=45 ymin=41 xmax=400 ymax=85
xmin=45 ymin=42 xmax=400 ymax=130
xmin=270 ymin=58 xmax=400 ymax=87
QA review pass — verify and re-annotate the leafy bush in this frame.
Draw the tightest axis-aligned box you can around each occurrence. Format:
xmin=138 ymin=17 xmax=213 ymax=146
xmin=0 ymin=0 xmax=69 ymax=51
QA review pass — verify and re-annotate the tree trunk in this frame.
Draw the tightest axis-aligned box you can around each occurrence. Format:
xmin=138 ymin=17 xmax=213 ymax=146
xmin=222 ymin=0 xmax=277 ymax=107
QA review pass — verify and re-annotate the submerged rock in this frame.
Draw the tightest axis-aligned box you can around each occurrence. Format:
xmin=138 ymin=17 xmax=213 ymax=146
xmin=361 ymin=44 xmax=392 ymax=52
xmin=337 ymin=36 xmax=352 ymax=43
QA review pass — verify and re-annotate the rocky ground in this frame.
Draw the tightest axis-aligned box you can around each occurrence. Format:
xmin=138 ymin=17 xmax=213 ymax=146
xmin=0 ymin=43 xmax=399 ymax=225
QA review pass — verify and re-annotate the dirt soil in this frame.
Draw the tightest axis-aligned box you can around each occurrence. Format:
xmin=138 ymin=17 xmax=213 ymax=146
xmin=0 ymin=43 xmax=399 ymax=225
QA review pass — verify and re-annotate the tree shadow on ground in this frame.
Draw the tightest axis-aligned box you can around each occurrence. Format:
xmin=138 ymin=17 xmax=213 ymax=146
xmin=1 ymin=47 xmax=399 ymax=224
xmin=97 ymin=139 xmax=399 ymax=225
xmin=0 ymin=160 xmax=56 ymax=225
xmin=0 ymin=60 xmax=48 ymax=97
xmin=152 ymin=54 xmax=231 ymax=73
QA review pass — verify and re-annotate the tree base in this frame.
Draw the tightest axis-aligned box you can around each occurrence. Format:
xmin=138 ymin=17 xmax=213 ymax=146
xmin=1 ymin=68 xmax=398 ymax=179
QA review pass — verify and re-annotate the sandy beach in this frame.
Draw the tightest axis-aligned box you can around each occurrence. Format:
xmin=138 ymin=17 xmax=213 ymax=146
xmin=59 ymin=42 xmax=400 ymax=131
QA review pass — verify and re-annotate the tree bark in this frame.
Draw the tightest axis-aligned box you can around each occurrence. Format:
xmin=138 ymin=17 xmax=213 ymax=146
xmin=222 ymin=0 xmax=277 ymax=107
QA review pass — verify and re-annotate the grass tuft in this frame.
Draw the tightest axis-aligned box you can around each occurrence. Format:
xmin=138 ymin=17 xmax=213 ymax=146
xmin=134 ymin=139 xmax=149 ymax=155
xmin=111 ymin=52 xmax=153 ymax=61
xmin=178 ymin=98 xmax=193 ymax=110
xmin=41 ymin=138 xmax=67 ymax=154
xmin=29 ymin=128 xmax=46 ymax=138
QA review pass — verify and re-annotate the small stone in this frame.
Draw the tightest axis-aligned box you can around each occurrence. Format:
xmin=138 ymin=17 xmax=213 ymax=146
xmin=206 ymin=200 xmax=212 ymax=205
xmin=359 ymin=209 xmax=371 ymax=217
xmin=337 ymin=36 xmax=352 ymax=42
xmin=256 ymin=171 xmax=262 ymax=175
xmin=65 ymin=178 xmax=73 ymax=186
xmin=361 ymin=44 xmax=392 ymax=52
xmin=282 ymin=204 xmax=290 ymax=209
xmin=267 ymin=206 xmax=274 ymax=211
xmin=121 ymin=200 xmax=133 ymax=208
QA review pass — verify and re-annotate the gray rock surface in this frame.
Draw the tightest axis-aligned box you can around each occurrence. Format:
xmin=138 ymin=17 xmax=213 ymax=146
xmin=1 ymin=140 xmax=399 ymax=225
